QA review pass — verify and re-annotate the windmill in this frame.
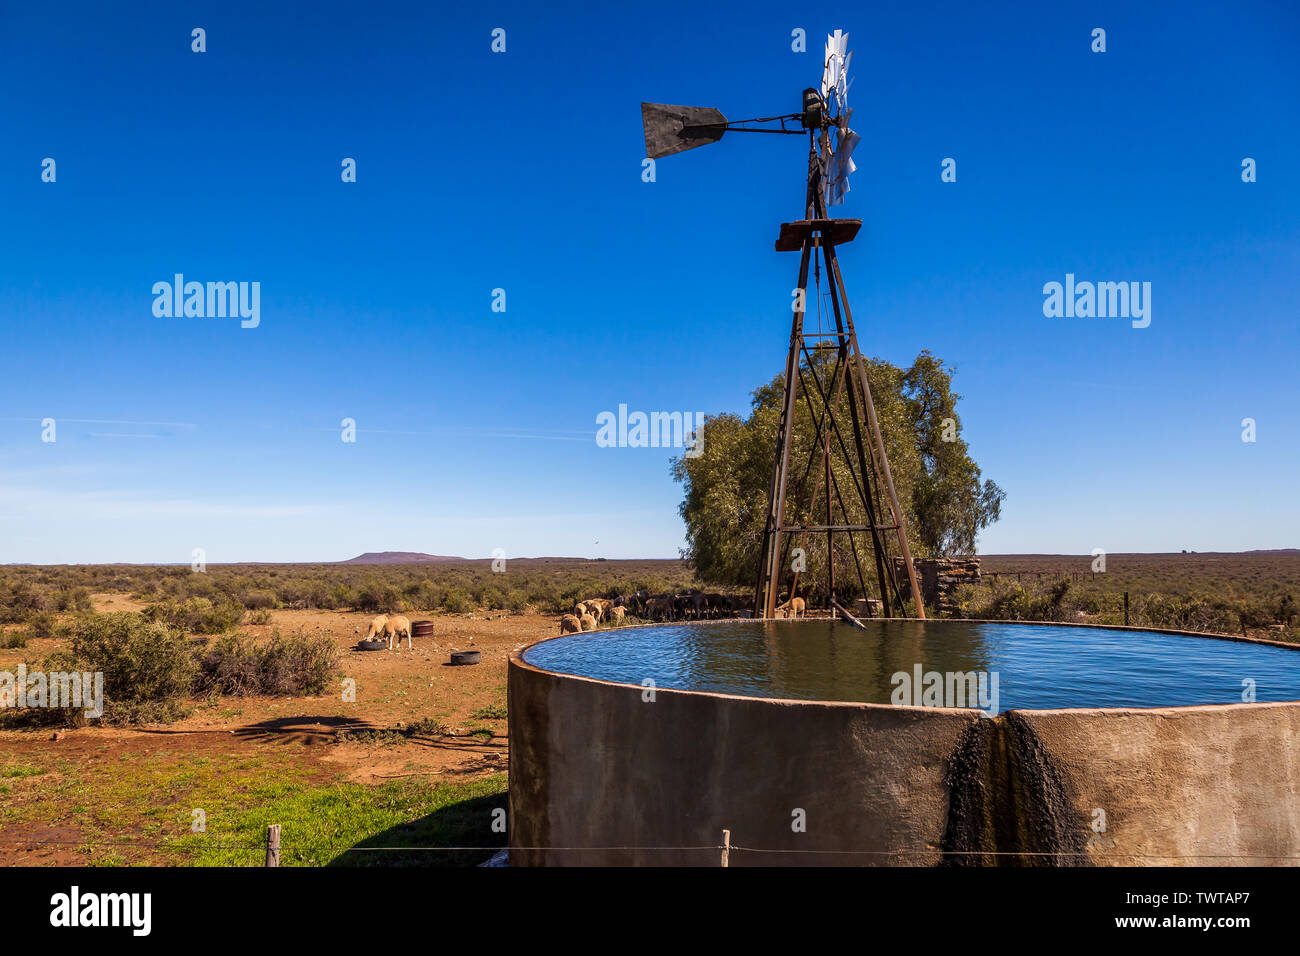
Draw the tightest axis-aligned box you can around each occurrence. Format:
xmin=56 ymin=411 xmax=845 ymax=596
xmin=642 ymin=30 xmax=925 ymax=621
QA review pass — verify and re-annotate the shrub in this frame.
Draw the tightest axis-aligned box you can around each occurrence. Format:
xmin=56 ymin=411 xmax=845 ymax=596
xmin=246 ymin=608 xmax=273 ymax=625
xmin=355 ymin=583 xmax=402 ymax=614
xmin=23 ymin=611 xmax=57 ymax=641
xmin=142 ymin=597 xmax=244 ymax=635
xmin=52 ymin=587 xmax=93 ymax=613
xmin=196 ymin=630 xmax=339 ymax=697
xmin=241 ymin=590 xmax=278 ymax=610
xmin=1136 ymin=594 xmax=1239 ymax=633
xmin=326 ymin=584 xmax=354 ymax=610
xmin=411 ymin=582 xmax=444 ymax=610
xmin=1 ymin=583 xmax=48 ymax=623
xmin=56 ymin=612 xmax=197 ymax=724
xmin=440 ymin=588 xmax=470 ymax=614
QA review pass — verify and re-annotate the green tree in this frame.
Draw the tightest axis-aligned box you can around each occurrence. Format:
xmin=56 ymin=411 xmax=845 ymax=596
xmin=671 ymin=350 xmax=1004 ymax=595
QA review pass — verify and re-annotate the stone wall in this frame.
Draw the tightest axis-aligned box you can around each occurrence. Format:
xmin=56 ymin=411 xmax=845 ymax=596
xmin=894 ymin=556 xmax=981 ymax=616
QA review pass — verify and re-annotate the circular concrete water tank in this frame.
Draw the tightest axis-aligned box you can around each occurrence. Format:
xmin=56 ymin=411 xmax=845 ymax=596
xmin=508 ymin=619 xmax=1300 ymax=866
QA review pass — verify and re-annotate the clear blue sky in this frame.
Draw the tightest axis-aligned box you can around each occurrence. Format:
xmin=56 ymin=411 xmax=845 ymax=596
xmin=1 ymin=0 xmax=1296 ymax=563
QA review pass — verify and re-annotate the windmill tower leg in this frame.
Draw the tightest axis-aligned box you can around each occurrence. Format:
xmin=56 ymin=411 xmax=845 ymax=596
xmin=757 ymin=242 xmax=812 ymax=620
xmin=821 ymin=239 xmax=926 ymax=619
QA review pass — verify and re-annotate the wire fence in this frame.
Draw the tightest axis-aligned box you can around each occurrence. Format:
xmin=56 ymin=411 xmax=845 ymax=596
xmin=3 ymin=834 xmax=1297 ymax=864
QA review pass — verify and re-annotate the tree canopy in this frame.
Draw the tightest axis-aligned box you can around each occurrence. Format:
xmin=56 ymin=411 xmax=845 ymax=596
xmin=671 ymin=350 xmax=1005 ymax=596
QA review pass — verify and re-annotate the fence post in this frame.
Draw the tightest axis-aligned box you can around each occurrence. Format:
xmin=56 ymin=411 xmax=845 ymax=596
xmin=1124 ymin=592 xmax=1130 ymax=626
xmin=720 ymin=829 xmax=731 ymax=867
xmin=265 ymin=824 xmax=280 ymax=867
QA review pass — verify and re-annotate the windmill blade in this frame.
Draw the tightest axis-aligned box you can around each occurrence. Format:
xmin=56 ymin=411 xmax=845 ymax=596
xmin=821 ymin=30 xmax=851 ymax=110
xmin=824 ymin=126 xmax=861 ymax=206
xmin=641 ymin=102 xmax=728 ymax=159
xmin=818 ymin=30 xmax=858 ymax=205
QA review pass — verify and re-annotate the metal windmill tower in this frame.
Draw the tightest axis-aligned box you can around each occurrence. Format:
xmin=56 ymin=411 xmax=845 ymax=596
xmin=641 ymin=31 xmax=925 ymax=621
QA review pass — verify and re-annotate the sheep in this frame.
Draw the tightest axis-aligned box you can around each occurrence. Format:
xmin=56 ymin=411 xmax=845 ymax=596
xmin=645 ymin=595 xmax=675 ymax=621
xmin=585 ymin=598 xmax=613 ymax=623
xmin=383 ymin=614 xmax=413 ymax=650
xmin=608 ymin=605 xmax=626 ymax=624
xmin=681 ymin=591 xmax=706 ymax=619
xmin=579 ymin=612 xmax=598 ymax=631
xmin=574 ymin=601 xmax=589 ymax=619
xmin=559 ymin=614 xmax=582 ymax=634
xmin=775 ymin=597 xmax=806 ymax=619
xmin=621 ymin=591 xmax=650 ymax=617
xmin=364 ymin=614 xmax=389 ymax=641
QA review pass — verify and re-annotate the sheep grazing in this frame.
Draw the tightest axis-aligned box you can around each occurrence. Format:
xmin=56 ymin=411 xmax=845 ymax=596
xmin=559 ymin=614 xmax=582 ymax=634
xmin=585 ymin=598 xmax=613 ymax=623
xmin=365 ymin=614 xmax=389 ymax=641
xmin=608 ymin=605 xmax=626 ymax=624
xmin=574 ymin=602 xmax=588 ymax=619
xmin=776 ymin=597 xmax=806 ymax=619
xmin=579 ymin=612 xmax=598 ymax=631
xmin=383 ymin=614 xmax=413 ymax=650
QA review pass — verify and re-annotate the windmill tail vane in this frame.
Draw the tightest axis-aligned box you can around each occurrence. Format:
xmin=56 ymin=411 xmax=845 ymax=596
xmin=641 ymin=30 xmax=859 ymax=206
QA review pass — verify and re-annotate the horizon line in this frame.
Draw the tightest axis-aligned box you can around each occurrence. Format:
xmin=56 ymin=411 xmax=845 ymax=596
xmin=2 ymin=548 xmax=1297 ymax=567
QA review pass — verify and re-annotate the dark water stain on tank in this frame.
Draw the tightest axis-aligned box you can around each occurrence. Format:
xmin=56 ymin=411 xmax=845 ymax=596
xmin=942 ymin=714 xmax=1088 ymax=866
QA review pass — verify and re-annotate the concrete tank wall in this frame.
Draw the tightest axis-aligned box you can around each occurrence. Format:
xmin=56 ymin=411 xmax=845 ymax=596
xmin=509 ymin=635 xmax=1300 ymax=866
xmin=1015 ymin=704 xmax=1300 ymax=865
xmin=508 ymin=654 xmax=983 ymax=866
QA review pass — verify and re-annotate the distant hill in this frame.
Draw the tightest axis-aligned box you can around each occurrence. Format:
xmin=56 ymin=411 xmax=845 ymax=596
xmin=339 ymin=552 xmax=467 ymax=565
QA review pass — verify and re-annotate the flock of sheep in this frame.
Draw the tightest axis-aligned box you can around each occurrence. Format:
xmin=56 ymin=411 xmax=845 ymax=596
xmin=353 ymin=597 xmax=813 ymax=646
xmin=558 ymin=590 xmax=806 ymax=634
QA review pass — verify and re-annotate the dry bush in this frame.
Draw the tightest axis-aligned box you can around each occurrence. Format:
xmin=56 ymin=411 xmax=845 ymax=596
xmin=196 ymin=630 xmax=339 ymax=697
xmin=142 ymin=597 xmax=244 ymax=635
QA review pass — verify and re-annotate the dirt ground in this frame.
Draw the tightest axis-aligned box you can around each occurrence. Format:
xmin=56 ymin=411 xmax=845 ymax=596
xmin=1 ymin=605 xmax=550 ymax=781
xmin=0 ymin=606 xmax=566 ymax=864
xmin=186 ymin=607 xmax=539 ymax=779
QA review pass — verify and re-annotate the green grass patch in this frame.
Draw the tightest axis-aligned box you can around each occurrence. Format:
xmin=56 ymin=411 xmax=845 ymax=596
xmin=1 ymin=764 xmax=45 ymax=779
xmin=0 ymin=747 xmax=505 ymax=867
xmin=174 ymin=774 xmax=507 ymax=867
